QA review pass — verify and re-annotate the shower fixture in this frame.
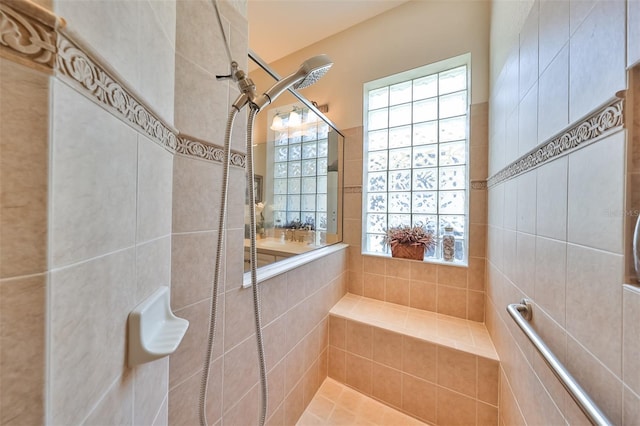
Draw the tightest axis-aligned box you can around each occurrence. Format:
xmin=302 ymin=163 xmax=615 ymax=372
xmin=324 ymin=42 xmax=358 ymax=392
xmin=200 ymin=2 xmax=333 ymax=426
xmin=230 ymin=53 xmax=333 ymax=112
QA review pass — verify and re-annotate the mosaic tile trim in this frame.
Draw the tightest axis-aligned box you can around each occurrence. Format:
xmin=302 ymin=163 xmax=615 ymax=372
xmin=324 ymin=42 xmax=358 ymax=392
xmin=488 ymin=96 xmax=625 ymax=187
xmin=0 ymin=0 xmax=245 ymax=167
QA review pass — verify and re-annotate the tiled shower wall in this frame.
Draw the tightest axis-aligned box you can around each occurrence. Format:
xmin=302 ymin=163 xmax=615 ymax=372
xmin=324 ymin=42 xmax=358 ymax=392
xmin=1 ymin=0 xmax=349 ymax=425
xmin=343 ymin=102 xmax=489 ymax=322
xmin=487 ymin=0 xmax=640 ymax=424
xmin=46 ymin=0 xmax=177 ymax=423
xmin=169 ymin=3 xmax=348 ymax=424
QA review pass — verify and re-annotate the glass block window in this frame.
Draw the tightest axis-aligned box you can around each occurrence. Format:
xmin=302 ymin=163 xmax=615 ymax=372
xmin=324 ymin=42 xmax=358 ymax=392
xmin=362 ymin=56 xmax=469 ymax=263
xmin=271 ymin=107 xmax=329 ymax=231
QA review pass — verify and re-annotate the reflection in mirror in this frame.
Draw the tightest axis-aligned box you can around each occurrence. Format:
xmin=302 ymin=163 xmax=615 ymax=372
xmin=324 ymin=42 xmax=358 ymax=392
xmin=245 ymin=53 xmax=344 ymax=272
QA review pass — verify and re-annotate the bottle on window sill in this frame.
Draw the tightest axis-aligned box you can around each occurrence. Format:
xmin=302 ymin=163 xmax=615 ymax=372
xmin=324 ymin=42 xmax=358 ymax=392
xmin=442 ymin=226 xmax=455 ymax=261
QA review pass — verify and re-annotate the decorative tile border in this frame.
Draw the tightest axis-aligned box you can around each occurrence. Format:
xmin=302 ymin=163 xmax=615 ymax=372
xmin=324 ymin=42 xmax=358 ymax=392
xmin=488 ymin=96 xmax=625 ymax=187
xmin=470 ymin=180 xmax=487 ymax=190
xmin=0 ymin=1 xmax=58 ymax=72
xmin=0 ymin=0 xmax=246 ymax=167
xmin=344 ymin=186 xmax=362 ymax=194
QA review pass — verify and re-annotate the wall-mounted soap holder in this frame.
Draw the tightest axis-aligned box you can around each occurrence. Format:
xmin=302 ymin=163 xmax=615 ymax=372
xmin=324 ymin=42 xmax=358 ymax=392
xmin=128 ymin=286 xmax=189 ymax=367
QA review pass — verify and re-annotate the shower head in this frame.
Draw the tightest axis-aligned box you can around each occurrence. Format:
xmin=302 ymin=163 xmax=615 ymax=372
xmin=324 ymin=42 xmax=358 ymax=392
xmin=253 ymin=54 xmax=333 ymax=110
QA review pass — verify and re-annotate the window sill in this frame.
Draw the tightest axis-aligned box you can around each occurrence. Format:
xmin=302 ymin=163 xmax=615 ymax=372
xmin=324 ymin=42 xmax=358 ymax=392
xmin=361 ymin=251 xmax=468 ymax=268
xmin=242 ymin=243 xmax=349 ymax=288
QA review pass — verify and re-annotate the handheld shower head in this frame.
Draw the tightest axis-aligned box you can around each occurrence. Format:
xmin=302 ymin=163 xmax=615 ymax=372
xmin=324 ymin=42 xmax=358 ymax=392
xmin=253 ymin=54 xmax=333 ymax=110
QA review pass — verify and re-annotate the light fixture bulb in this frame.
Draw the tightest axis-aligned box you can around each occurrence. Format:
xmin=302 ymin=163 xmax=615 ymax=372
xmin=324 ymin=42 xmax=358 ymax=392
xmin=270 ymin=114 xmax=284 ymax=131
xmin=288 ymin=110 xmax=301 ymax=127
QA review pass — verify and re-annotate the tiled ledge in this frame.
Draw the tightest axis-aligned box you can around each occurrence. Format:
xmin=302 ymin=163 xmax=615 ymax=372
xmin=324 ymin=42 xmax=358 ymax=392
xmin=330 ymin=293 xmax=498 ymax=361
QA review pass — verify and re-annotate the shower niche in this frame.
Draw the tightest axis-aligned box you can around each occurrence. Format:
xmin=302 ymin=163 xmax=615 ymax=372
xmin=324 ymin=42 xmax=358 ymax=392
xmin=244 ymin=52 xmax=344 ymax=271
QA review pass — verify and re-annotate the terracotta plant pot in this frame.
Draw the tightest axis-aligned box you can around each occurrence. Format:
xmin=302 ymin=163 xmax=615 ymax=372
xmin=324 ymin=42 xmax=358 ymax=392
xmin=390 ymin=244 xmax=425 ymax=261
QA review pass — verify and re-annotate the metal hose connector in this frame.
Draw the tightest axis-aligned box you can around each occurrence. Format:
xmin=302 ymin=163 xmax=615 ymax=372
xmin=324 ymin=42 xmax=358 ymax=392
xmin=246 ymin=106 xmax=269 ymax=426
xmin=199 ymin=107 xmax=237 ymax=426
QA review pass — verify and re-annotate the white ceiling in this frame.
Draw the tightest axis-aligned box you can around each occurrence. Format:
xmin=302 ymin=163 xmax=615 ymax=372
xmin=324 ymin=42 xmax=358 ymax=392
xmin=247 ymin=0 xmax=411 ymax=64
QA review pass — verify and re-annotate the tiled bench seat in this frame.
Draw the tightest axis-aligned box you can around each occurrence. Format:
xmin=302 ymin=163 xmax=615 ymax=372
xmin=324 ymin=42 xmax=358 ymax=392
xmin=328 ymin=294 xmax=500 ymax=426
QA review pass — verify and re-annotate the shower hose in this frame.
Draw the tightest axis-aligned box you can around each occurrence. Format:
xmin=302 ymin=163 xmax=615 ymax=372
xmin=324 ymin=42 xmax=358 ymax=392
xmin=198 ymin=105 xmax=269 ymax=426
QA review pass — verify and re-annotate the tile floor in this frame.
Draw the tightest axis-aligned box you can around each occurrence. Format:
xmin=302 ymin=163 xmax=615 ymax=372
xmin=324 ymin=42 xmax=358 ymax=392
xmin=296 ymin=377 xmax=428 ymax=426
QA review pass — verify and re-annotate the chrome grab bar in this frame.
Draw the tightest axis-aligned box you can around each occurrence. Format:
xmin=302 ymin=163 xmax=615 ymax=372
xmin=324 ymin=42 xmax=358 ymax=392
xmin=507 ymin=299 xmax=612 ymax=426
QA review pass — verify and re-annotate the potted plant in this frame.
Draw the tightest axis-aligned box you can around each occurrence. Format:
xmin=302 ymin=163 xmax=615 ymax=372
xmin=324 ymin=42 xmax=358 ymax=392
xmin=384 ymin=225 xmax=436 ymax=261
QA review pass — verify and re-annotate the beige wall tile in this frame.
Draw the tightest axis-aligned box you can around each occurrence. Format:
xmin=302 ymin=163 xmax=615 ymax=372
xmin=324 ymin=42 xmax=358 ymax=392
xmin=477 ymin=401 xmax=499 ymax=426
xmin=263 ymin=315 xmax=288 ymax=372
xmin=468 ymin=257 xmax=486 ymax=291
xmin=385 ymin=276 xmax=410 ymax=305
xmin=343 ymin=126 xmax=363 ymax=161
xmin=372 ymin=328 xmax=402 ymax=370
xmin=385 ymin=258 xmax=411 ymax=279
xmin=55 ymin=0 xmax=140 ymax=90
xmin=363 ymin=272 xmax=385 ymax=301
xmin=518 ymin=1 xmax=539 ymax=101
xmin=343 ymin=193 xmax=362 ymax=220
xmin=0 ymin=60 xmax=48 ymax=279
xmin=623 ymin=385 xmax=640 ymax=425
xmin=170 ymin=297 xmax=222 ymax=389
xmin=83 ymin=373 xmax=134 ymax=426
xmin=50 ymin=249 xmax=135 ymax=425
xmin=223 ymin=383 xmax=260 ymax=426
xmin=328 ymin=346 xmax=346 ymax=383
xmin=345 ymin=353 xmax=372 ymax=394
xmin=535 ymin=156 xmax=568 ymax=240
xmin=329 ymin=316 xmax=346 ymax=350
xmin=468 ymin=290 xmax=485 ymax=322
xmin=260 ymin=274 xmax=288 ymax=326
xmin=223 ymin=336 xmax=260 ymax=412
xmin=437 ymin=346 xmax=477 ymax=397
xmin=0 ymin=274 xmax=46 ymax=425
xmin=534 ymin=237 xmax=566 ymax=325
xmin=402 ymin=336 xmax=437 ymax=382
xmin=566 ymin=244 xmax=623 ymax=375
xmin=134 ymin=358 xmax=169 ymax=426
xmin=518 ymin=83 xmax=539 ymax=156
xmin=567 ymin=336 xmax=623 ymax=425
xmin=344 ymin=159 xmax=363 ymax=186
xmin=137 ymin=135 xmax=173 ymax=242
xmin=345 ymin=320 xmax=373 ymax=358
xmin=172 ymin=155 xmax=221 ymax=233
xmin=372 ymin=363 xmax=402 ymax=408
xmin=477 ymin=357 xmax=499 ymax=405
xmin=568 ymin=131 xmax=625 ymax=254
xmin=630 ymin=0 xmax=640 ymax=67
xmin=224 ymin=286 xmax=256 ymax=350
xmin=284 ymin=380 xmax=305 ymax=426
xmin=401 ymin=374 xmax=436 ymax=423
xmin=538 ymin=44 xmax=569 ymax=143
xmin=171 ymin=231 xmax=217 ymax=310
xmin=152 ymin=395 xmax=168 ymax=426
xmin=409 ymin=280 xmax=437 ymax=311
xmin=539 ymin=0 xmax=570 ymax=72
xmin=138 ymin=0 xmax=175 ymax=125
xmin=437 ymin=286 xmax=467 ymax=319
xmin=470 ymin=189 xmax=488 ymax=225
xmin=515 ymin=232 xmax=536 ymax=297
xmin=410 ymin=261 xmax=438 ymax=282
xmin=436 ymin=387 xmax=476 ymax=426
xmin=622 ymin=286 xmax=640 ymax=395
xmin=136 ymin=236 xmax=171 ymax=304
xmin=51 ymin=82 xmax=137 ymax=268
xmin=168 ymin=361 xmax=221 ymax=426
xmin=569 ymin=0 xmax=626 ymax=122
xmin=503 ymin=179 xmax=517 ymax=231
xmin=438 ymin=264 xmax=468 ymax=288
xmin=174 ymin=54 xmax=228 ymax=143
xmin=516 ymin=171 xmax=537 ymax=234
xmin=470 ymin=224 xmax=488 ymax=258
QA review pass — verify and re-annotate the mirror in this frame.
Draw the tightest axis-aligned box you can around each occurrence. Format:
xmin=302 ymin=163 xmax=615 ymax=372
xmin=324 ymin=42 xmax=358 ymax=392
xmin=244 ymin=52 xmax=344 ymax=271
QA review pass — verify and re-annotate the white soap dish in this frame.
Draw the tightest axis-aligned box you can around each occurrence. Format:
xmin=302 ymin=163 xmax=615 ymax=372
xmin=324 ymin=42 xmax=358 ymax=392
xmin=128 ymin=286 xmax=189 ymax=367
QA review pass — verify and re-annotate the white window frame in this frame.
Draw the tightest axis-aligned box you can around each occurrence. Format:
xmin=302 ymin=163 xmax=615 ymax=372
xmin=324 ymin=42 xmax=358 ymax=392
xmin=361 ymin=53 xmax=471 ymax=265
